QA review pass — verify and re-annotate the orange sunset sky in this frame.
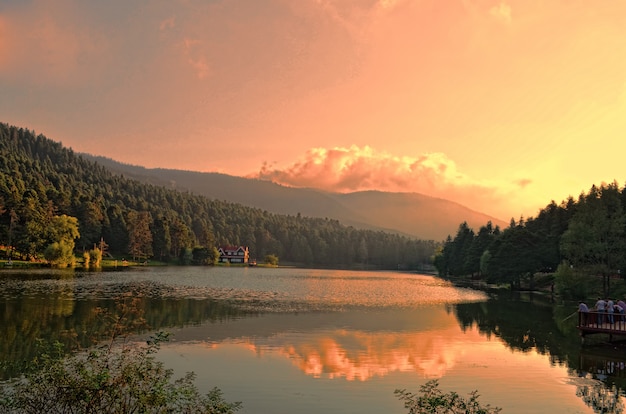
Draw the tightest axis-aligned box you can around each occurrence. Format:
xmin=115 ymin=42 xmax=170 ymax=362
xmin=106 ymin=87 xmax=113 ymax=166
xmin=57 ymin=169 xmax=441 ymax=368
xmin=1 ymin=0 xmax=625 ymax=221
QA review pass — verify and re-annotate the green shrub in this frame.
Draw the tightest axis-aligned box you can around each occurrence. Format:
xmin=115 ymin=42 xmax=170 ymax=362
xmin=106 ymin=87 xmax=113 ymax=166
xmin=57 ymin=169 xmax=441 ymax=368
xmin=44 ymin=241 xmax=76 ymax=268
xmin=89 ymin=248 xmax=103 ymax=268
xmin=395 ymin=379 xmax=501 ymax=414
xmin=554 ymin=261 xmax=591 ymax=300
xmin=0 ymin=295 xmax=241 ymax=414
xmin=264 ymin=254 xmax=279 ymax=266
xmin=83 ymin=251 xmax=91 ymax=268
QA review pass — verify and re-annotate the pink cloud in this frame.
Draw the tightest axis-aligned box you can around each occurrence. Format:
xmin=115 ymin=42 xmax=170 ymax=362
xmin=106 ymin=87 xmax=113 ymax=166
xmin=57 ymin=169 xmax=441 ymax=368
xmin=160 ymin=16 xmax=176 ymax=31
xmin=489 ymin=2 xmax=512 ymax=24
xmin=0 ymin=16 xmax=10 ymax=70
xmin=0 ymin=2 xmax=107 ymax=86
xmin=251 ymin=145 xmax=542 ymax=220
xmin=178 ymin=37 xmax=211 ymax=79
xmin=254 ymin=146 xmax=466 ymax=193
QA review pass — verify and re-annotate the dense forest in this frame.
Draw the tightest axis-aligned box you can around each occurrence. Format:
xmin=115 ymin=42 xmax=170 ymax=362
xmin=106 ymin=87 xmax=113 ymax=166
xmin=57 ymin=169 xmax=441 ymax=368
xmin=434 ymin=181 xmax=626 ymax=298
xmin=0 ymin=123 xmax=437 ymax=269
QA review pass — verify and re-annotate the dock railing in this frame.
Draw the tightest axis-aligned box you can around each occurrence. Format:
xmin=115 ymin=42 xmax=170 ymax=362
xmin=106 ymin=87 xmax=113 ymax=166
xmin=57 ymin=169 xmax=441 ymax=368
xmin=578 ymin=310 xmax=626 ymax=342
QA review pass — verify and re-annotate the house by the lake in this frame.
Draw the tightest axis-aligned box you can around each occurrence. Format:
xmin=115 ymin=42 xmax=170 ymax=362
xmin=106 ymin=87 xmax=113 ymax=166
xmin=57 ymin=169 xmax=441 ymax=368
xmin=218 ymin=245 xmax=249 ymax=264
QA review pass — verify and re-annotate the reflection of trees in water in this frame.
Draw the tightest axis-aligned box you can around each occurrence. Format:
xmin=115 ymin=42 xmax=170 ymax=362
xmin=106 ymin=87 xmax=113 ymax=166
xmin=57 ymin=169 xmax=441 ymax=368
xmin=579 ymin=350 xmax=626 ymax=391
xmin=0 ymin=281 xmax=250 ymax=380
xmin=453 ymin=292 xmax=577 ymax=358
xmin=584 ymin=356 xmax=626 ymax=380
xmin=453 ymin=292 xmax=626 ymax=413
xmin=576 ymin=379 xmax=624 ymax=414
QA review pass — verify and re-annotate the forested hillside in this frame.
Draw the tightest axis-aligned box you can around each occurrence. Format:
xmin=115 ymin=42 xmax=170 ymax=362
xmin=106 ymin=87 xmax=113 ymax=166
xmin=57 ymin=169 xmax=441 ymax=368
xmin=85 ymin=154 xmax=507 ymax=240
xmin=0 ymin=123 xmax=436 ymax=269
xmin=435 ymin=182 xmax=626 ymax=298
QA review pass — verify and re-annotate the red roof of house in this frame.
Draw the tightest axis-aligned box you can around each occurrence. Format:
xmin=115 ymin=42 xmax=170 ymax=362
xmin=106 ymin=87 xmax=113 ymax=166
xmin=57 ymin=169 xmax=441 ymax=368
xmin=218 ymin=246 xmax=248 ymax=253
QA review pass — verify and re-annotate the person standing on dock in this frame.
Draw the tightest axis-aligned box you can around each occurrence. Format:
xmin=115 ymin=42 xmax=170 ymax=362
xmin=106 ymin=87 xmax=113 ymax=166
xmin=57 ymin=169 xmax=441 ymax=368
xmin=578 ymin=301 xmax=589 ymax=325
xmin=607 ymin=298 xmax=615 ymax=324
xmin=595 ymin=298 xmax=606 ymax=324
xmin=618 ymin=299 xmax=626 ymax=321
xmin=615 ymin=303 xmax=624 ymax=322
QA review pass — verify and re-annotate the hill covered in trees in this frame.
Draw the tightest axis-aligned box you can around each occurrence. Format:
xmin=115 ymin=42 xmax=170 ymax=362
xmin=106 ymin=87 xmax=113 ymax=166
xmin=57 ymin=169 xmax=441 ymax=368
xmin=84 ymin=154 xmax=507 ymax=241
xmin=435 ymin=182 xmax=626 ymax=298
xmin=0 ymin=123 xmax=436 ymax=269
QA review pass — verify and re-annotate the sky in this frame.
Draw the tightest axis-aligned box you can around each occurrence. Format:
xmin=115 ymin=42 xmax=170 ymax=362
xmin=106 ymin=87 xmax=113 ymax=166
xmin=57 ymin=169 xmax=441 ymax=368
xmin=1 ymin=0 xmax=626 ymax=221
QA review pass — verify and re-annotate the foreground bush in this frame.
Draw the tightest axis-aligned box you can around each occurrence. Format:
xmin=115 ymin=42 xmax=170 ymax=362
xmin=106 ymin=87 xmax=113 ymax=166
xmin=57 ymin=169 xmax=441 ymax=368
xmin=395 ymin=380 xmax=501 ymax=414
xmin=0 ymin=295 xmax=241 ymax=414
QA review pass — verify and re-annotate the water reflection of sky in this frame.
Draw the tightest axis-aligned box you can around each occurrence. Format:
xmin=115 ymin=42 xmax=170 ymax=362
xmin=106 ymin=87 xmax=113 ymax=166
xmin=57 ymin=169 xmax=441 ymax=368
xmin=2 ymin=267 xmax=622 ymax=413
xmin=160 ymin=306 xmax=600 ymax=414
xmin=0 ymin=267 xmax=488 ymax=309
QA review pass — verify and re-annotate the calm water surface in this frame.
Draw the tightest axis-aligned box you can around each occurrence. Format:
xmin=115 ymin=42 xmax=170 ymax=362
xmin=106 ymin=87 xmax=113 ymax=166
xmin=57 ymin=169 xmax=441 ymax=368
xmin=1 ymin=266 xmax=624 ymax=413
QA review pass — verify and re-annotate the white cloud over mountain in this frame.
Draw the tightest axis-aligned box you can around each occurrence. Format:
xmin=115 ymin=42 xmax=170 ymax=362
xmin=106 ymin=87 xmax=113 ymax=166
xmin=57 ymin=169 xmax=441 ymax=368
xmin=253 ymin=145 xmax=528 ymax=220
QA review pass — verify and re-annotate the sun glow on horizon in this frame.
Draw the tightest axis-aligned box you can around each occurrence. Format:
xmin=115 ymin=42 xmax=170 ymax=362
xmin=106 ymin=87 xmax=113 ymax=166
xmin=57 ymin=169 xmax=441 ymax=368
xmin=1 ymin=0 xmax=626 ymax=221
xmin=251 ymin=145 xmax=556 ymax=220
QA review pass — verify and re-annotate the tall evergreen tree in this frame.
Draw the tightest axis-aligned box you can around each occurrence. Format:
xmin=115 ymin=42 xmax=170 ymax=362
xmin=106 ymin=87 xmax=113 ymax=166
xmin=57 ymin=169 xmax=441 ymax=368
xmin=126 ymin=210 xmax=153 ymax=261
xmin=561 ymin=182 xmax=625 ymax=295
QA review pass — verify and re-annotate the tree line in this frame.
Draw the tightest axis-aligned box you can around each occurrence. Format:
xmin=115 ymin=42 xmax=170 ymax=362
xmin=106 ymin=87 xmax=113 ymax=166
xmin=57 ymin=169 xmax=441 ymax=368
xmin=0 ymin=123 xmax=437 ymax=269
xmin=434 ymin=181 xmax=626 ymax=298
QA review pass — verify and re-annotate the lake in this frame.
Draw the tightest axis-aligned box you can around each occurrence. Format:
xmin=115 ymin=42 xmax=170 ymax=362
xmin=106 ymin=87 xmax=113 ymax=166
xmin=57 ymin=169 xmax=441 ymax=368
xmin=1 ymin=266 xmax=624 ymax=413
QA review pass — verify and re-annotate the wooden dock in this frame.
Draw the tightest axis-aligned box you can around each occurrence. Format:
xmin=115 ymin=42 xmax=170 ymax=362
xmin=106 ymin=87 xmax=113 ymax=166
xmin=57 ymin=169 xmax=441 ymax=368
xmin=577 ymin=311 xmax=626 ymax=343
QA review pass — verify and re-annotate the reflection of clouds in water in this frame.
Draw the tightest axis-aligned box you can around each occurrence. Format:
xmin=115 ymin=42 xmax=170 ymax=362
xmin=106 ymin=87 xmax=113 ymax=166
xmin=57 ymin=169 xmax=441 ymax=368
xmin=157 ymin=305 xmax=601 ymax=413
xmin=243 ymin=325 xmax=482 ymax=381
xmin=161 ymin=331 xmax=599 ymax=413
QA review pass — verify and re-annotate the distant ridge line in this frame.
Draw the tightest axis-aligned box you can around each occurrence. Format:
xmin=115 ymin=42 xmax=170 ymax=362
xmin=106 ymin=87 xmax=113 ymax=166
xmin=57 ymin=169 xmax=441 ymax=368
xmin=83 ymin=154 xmax=507 ymax=240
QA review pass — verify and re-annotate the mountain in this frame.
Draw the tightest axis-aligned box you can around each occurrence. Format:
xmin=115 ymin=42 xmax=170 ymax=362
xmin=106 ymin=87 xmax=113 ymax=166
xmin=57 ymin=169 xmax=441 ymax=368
xmin=85 ymin=155 xmax=506 ymax=240
xmin=333 ymin=191 xmax=507 ymax=241
xmin=0 ymin=123 xmax=436 ymax=269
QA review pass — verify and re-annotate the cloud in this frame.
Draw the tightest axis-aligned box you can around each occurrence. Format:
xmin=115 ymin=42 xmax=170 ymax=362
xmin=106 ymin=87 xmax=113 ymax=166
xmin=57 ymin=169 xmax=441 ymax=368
xmin=0 ymin=1 xmax=106 ymax=86
xmin=179 ymin=37 xmax=211 ymax=79
xmin=0 ymin=15 xmax=9 ymax=70
xmin=159 ymin=16 xmax=176 ymax=31
xmin=252 ymin=145 xmax=522 ymax=218
xmin=251 ymin=145 xmax=555 ymax=220
xmin=489 ymin=2 xmax=512 ymax=24
xmin=515 ymin=178 xmax=532 ymax=189
xmin=255 ymin=145 xmax=468 ymax=192
xmin=377 ymin=0 xmax=401 ymax=10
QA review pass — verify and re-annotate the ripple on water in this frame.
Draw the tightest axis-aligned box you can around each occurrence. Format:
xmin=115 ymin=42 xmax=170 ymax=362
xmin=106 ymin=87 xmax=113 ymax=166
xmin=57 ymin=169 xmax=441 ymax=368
xmin=0 ymin=268 xmax=487 ymax=312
